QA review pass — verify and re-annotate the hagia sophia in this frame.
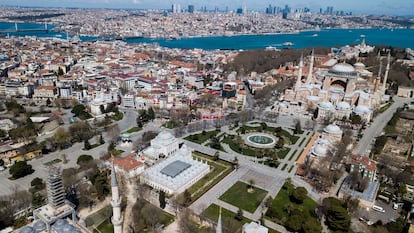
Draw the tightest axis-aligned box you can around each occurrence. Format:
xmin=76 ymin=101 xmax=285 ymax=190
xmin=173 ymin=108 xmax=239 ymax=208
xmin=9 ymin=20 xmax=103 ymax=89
xmin=278 ymin=49 xmax=391 ymax=123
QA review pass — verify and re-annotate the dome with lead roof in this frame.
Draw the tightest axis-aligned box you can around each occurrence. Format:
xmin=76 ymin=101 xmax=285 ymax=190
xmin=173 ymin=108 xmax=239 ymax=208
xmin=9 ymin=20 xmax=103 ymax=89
xmin=324 ymin=124 xmax=342 ymax=135
xmin=336 ymin=101 xmax=351 ymax=110
xmin=329 ymin=63 xmax=358 ymax=77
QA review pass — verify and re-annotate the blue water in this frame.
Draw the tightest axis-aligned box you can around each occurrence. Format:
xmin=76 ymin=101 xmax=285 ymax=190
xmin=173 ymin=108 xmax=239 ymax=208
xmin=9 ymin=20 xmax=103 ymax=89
xmin=1 ymin=22 xmax=413 ymax=50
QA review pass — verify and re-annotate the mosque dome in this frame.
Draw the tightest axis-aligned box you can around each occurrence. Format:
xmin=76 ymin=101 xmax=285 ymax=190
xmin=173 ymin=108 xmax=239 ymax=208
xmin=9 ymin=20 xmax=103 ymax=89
xmin=318 ymin=101 xmax=334 ymax=110
xmin=336 ymin=101 xmax=351 ymax=110
xmin=324 ymin=124 xmax=342 ymax=135
xmin=33 ymin=221 xmax=46 ymax=232
xmin=313 ymin=144 xmax=328 ymax=157
xmin=354 ymin=62 xmax=366 ymax=69
xmin=329 ymin=63 xmax=358 ymax=77
xmin=19 ymin=226 xmax=34 ymax=233
xmin=353 ymin=105 xmax=371 ymax=115
xmin=157 ymin=131 xmax=174 ymax=141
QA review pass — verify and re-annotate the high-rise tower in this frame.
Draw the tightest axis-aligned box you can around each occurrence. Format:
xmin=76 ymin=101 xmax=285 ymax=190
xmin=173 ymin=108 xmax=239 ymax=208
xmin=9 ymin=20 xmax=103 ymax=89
xmin=46 ymin=166 xmax=65 ymax=208
xmin=111 ymin=162 xmax=123 ymax=233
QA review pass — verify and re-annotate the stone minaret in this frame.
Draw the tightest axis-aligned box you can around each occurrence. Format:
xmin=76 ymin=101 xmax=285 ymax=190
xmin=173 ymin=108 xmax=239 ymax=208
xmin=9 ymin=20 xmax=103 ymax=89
xmin=382 ymin=52 xmax=391 ymax=94
xmin=216 ymin=207 xmax=222 ymax=233
xmin=295 ymin=54 xmax=304 ymax=91
xmin=374 ymin=61 xmax=382 ymax=92
xmin=111 ymin=162 xmax=123 ymax=233
xmin=306 ymin=49 xmax=314 ymax=84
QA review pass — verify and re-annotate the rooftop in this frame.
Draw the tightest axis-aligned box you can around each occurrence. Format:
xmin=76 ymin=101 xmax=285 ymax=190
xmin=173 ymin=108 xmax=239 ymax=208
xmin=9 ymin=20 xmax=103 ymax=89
xmin=160 ymin=160 xmax=191 ymax=178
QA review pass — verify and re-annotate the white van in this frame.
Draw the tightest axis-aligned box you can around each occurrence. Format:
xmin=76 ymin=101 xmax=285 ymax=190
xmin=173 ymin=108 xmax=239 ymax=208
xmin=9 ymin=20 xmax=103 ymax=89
xmin=372 ymin=205 xmax=385 ymax=213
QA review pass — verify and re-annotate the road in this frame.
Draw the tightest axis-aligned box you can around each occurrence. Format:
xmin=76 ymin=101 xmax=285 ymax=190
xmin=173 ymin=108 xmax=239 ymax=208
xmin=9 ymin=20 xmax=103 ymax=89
xmin=0 ymin=109 xmax=145 ymax=197
xmin=353 ymin=96 xmax=411 ymax=155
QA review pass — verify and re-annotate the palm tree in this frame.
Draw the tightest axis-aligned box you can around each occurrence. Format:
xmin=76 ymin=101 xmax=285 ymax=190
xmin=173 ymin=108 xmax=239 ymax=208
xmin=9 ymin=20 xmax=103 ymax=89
xmin=249 ymin=179 xmax=255 ymax=191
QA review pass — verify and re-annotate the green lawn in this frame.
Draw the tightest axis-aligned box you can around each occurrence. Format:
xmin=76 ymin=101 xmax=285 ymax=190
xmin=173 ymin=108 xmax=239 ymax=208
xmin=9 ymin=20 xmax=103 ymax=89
xmin=203 ymin=204 xmax=250 ymax=229
xmin=219 ymin=181 xmax=268 ymax=213
xmin=184 ymin=130 xmax=219 ymax=144
xmin=94 ymin=221 xmax=113 ymax=233
xmin=266 ymin=182 xmax=318 ymax=224
xmin=188 ymin=152 xmax=233 ymax=203
xmin=277 ymin=148 xmax=290 ymax=159
xmin=126 ymin=126 xmax=142 ymax=133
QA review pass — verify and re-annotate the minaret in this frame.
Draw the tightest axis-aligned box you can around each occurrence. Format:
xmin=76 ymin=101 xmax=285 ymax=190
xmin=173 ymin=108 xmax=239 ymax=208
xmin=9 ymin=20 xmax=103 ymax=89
xmin=306 ymin=49 xmax=314 ymax=84
xmin=216 ymin=207 xmax=222 ymax=233
xmin=382 ymin=52 xmax=391 ymax=94
xmin=295 ymin=53 xmax=304 ymax=91
xmin=374 ymin=61 xmax=382 ymax=92
xmin=111 ymin=162 xmax=123 ymax=233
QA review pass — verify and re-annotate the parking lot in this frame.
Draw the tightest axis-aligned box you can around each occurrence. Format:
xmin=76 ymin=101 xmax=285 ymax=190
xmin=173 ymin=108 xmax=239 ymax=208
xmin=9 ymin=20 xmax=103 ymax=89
xmin=358 ymin=200 xmax=401 ymax=225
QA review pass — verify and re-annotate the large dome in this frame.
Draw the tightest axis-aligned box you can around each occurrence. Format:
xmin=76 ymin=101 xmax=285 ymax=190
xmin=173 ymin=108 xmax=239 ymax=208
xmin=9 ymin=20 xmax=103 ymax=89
xmin=157 ymin=131 xmax=174 ymax=141
xmin=336 ymin=101 xmax=351 ymax=110
xmin=329 ymin=63 xmax=358 ymax=77
xmin=324 ymin=124 xmax=342 ymax=135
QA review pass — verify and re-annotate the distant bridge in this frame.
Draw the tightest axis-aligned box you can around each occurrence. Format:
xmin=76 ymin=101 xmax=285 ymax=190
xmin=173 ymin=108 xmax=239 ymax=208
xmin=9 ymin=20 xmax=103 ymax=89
xmin=0 ymin=22 xmax=50 ymax=34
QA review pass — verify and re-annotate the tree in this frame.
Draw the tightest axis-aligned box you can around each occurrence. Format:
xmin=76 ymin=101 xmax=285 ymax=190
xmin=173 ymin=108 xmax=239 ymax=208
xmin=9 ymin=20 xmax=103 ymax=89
xmin=248 ymin=179 xmax=255 ymax=190
xmin=69 ymin=121 xmax=93 ymax=142
xmin=291 ymin=187 xmax=308 ymax=204
xmin=46 ymin=98 xmax=51 ymax=106
xmin=183 ymin=189 xmax=192 ymax=207
xmin=148 ymin=107 xmax=155 ymax=120
xmin=77 ymin=154 xmax=93 ymax=166
xmin=9 ymin=161 xmax=34 ymax=179
xmin=52 ymin=127 xmax=69 ymax=150
xmin=285 ymin=213 xmax=303 ymax=232
xmin=84 ymin=139 xmax=91 ymax=150
xmin=142 ymin=204 xmax=161 ymax=230
xmin=294 ymin=120 xmax=302 ymax=134
xmin=235 ymin=208 xmax=243 ymax=221
xmin=99 ymin=134 xmax=105 ymax=145
xmin=31 ymin=177 xmax=44 ymax=190
xmin=323 ymin=197 xmax=351 ymax=232
xmin=213 ymin=151 xmax=220 ymax=161
xmin=159 ymin=191 xmax=166 ymax=209
xmin=302 ymin=218 xmax=322 ymax=233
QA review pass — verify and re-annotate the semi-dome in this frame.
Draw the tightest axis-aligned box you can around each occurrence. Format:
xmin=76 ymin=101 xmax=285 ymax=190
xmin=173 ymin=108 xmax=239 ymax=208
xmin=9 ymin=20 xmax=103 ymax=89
xmin=336 ymin=101 xmax=351 ymax=110
xmin=354 ymin=62 xmax=366 ymax=68
xmin=318 ymin=101 xmax=334 ymax=110
xmin=353 ymin=105 xmax=371 ymax=115
xmin=324 ymin=124 xmax=342 ymax=135
xmin=329 ymin=63 xmax=358 ymax=77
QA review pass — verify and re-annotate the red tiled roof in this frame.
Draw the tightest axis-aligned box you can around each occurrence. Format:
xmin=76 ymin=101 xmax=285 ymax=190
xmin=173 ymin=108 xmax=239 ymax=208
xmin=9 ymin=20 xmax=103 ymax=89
xmin=109 ymin=153 xmax=144 ymax=171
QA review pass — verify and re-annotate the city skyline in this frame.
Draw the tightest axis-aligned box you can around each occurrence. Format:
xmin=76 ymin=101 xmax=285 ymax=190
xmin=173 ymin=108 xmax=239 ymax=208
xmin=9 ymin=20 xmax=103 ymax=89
xmin=1 ymin=0 xmax=413 ymax=16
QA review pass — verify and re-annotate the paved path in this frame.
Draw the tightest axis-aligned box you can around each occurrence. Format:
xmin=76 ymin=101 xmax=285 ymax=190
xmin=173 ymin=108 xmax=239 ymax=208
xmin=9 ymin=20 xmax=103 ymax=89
xmin=353 ymin=96 xmax=410 ymax=155
xmin=186 ymin=124 xmax=316 ymax=233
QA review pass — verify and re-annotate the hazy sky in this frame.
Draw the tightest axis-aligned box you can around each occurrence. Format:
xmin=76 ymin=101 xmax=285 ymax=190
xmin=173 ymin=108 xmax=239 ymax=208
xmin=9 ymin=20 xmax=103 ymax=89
xmin=1 ymin=0 xmax=413 ymax=15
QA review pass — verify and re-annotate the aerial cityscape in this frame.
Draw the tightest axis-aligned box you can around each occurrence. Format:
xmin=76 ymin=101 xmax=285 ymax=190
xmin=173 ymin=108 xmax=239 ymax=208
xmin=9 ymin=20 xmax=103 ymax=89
xmin=0 ymin=1 xmax=414 ymax=233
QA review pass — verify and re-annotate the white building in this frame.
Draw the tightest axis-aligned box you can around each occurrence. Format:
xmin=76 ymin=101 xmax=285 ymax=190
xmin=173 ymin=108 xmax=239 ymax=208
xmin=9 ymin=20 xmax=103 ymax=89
xmin=242 ymin=222 xmax=268 ymax=233
xmin=142 ymin=131 xmax=180 ymax=160
xmin=122 ymin=94 xmax=135 ymax=108
xmin=140 ymin=145 xmax=210 ymax=195
xmin=90 ymin=97 xmax=107 ymax=116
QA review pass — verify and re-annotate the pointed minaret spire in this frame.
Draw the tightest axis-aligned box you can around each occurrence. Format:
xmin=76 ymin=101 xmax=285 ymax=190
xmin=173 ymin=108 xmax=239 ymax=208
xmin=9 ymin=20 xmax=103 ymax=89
xmin=382 ymin=51 xmax=391 ymax=94
xmin=374 ymin=60 xmax=382 ymax=92
xmin=306 ymin=49 xmax=314 ymax=84
xmin=295 ymin=53 xmax=304 ymax=91
xmin=111 ymin=157 xmax=123 ymax=233
xmin=216 ymin=207 xmax=222 ymax=233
